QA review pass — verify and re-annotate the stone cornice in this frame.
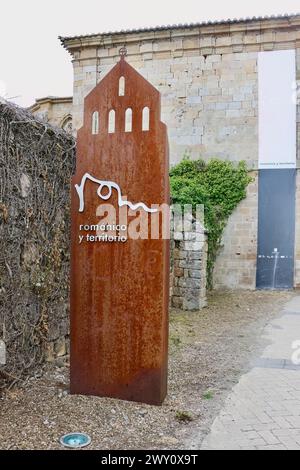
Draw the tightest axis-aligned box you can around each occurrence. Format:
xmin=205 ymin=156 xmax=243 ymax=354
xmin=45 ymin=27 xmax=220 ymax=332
xmin=29 ymin=96 xmax=73 ymax=112
xmin=60 ymin=14 xmax=300 ymax=57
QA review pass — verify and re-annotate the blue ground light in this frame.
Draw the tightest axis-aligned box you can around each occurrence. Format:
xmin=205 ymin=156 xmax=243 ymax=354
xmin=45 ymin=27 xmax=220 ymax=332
xmin=60 ymin=433 xmax=91 ymax=449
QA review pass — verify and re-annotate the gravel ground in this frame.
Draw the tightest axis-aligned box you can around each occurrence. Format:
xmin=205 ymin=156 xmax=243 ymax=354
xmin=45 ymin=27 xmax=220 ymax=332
xmin=0 ymin=290 xmax=294 ymax=450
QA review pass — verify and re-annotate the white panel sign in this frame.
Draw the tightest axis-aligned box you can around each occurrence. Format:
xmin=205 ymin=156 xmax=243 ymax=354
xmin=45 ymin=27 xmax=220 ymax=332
xmin=258 ymin=50 xmax=296 ymax=169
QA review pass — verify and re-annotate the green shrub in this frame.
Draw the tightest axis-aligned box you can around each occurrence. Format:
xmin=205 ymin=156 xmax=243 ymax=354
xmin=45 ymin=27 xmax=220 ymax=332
xmin=170 ymin=157 xmax=253 ymax=289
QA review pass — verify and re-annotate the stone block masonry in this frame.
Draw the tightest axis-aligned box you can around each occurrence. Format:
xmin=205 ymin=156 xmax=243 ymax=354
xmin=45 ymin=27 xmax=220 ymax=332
xmin=72 ymin=49 xmax=259 ymax=169
xmin=64 ymin=16 xmax=300 ymax=170
xmin=170 ymin=224 xmax=208 ymax=311
xmin=29 ymin=97 xmax=73 ymax=132
xmin=213 ymin=172 xmax=258 ymax=290
xmin=60 ymin=15 xmax=300 ymax=291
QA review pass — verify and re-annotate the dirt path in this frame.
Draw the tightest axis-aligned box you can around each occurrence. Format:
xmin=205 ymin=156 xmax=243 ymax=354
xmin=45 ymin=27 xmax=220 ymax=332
xmin=0 ymin=290 xmax=294 ymax=450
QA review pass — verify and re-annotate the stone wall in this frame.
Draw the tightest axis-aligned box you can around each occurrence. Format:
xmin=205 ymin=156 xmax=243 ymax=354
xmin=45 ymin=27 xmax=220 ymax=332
xmin=170 ymin=221 xmax=207 ymax=310
xmin=213 ymin=172 xmax=258 ymax=289
xmin=29 ymin=97 xmax=73 ymax=132
xmin=65 ymin=16 xmax=300 ymax=169
xmin=61 ymin=16 xmax=300 ymax=290
xmin=70 ymin=42 xmax=260 ymax=290
xmin=72 ymin=48 xmax=260 ymax=169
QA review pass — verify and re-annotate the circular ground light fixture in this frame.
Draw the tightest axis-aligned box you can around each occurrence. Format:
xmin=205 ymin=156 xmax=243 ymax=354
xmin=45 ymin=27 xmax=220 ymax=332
xmin=60 ymin=433 xmax=91 ymax=449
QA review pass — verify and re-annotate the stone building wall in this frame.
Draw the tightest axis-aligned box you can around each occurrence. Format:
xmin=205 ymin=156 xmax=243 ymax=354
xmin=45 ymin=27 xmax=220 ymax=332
xmin=60 ymin=15 xmax=300 ymax=290
xmin=213 ymin=172 xmax=258 ymax=289
xmin=70 ymin=46 xmax=262 ymax=169
xmin=29 ymin=96 xmax=73 ymax=132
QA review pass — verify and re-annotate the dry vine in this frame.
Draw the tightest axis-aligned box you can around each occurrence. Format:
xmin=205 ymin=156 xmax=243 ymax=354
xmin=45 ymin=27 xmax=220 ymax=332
xmin=0 ymin=101 xmax=75 ymax=388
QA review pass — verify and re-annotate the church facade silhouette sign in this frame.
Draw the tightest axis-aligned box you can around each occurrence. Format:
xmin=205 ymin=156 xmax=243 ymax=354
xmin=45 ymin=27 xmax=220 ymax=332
xmin=70 ymin=51 xmax=170 ymax=405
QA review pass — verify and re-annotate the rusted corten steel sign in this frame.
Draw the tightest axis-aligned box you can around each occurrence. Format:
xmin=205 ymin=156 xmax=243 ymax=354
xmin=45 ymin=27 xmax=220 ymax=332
xmin=70 ymin=53 xmax=170 ymax=405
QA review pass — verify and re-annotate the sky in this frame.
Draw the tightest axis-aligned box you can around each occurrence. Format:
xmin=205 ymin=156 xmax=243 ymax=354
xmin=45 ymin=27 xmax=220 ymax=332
xmin=0 ymin=0 xmax=299 ymax=107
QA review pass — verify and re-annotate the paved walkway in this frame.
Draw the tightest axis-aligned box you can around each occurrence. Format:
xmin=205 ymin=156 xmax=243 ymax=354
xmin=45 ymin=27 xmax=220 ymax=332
xmin=201 ymin=296 xmax=300 ymax=450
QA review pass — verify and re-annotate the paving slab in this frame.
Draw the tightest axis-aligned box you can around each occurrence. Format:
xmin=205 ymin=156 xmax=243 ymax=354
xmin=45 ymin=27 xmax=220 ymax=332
xmin=201 ymin=296 xmax=300 ymax=450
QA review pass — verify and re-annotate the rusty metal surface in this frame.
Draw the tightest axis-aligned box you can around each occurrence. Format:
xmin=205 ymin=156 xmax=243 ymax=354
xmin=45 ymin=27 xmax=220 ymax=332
xmin=70 ymin=55 xmax=170 ymax=405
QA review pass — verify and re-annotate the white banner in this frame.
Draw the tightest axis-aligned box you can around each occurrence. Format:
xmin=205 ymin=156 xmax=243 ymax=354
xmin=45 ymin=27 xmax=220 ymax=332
xmin=258 ymin=50 xmax=296 ymax=170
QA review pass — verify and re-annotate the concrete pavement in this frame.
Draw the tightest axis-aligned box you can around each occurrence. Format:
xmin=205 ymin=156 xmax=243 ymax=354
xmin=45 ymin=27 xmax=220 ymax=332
xmin=201 ymin=296 xmax=300 ymax=450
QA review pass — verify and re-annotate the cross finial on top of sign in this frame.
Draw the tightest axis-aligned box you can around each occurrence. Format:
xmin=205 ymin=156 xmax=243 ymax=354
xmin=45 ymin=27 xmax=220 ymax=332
xmin=119 ymin=46 xmax=127 ymax=59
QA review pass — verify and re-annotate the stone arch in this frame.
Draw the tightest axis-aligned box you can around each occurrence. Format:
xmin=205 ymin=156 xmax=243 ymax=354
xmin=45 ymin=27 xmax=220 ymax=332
xmin=61 ymin=114 xmax=73 ymax=134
